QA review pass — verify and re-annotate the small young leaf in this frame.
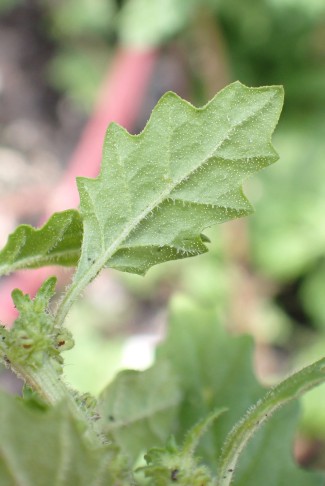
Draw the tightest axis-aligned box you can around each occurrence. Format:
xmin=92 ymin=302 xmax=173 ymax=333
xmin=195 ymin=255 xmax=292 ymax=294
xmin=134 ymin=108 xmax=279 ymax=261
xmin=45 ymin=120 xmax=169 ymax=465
xmin=97 ymin=362 xmax=182 ymax=463
xmin=1 ymin=277 xmax=60 ymax=369
xmin=0 ymin=278 xmax=75 ymax=406
xmin=12 ymin=275 xmax=57 ymax=314
xmin=0 ymin=390 xmax=133 ymax=486
xmin=138 ymin=409 xmax=226 ymax=486
xmin=0 ymin=209 xmax=82 ymax=277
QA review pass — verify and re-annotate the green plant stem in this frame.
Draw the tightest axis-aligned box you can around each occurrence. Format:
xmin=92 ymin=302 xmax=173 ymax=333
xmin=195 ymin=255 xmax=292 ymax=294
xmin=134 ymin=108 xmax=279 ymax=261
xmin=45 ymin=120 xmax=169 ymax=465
xmin=216 ymin=357 xmax=325 ymax=486
xmin=13 ymin=360 xmax=68 ymax=404
xmin=10 ymin=359 xmax=101 ymax=446
xmin=54 ymin=259 xmax=105 ymax=328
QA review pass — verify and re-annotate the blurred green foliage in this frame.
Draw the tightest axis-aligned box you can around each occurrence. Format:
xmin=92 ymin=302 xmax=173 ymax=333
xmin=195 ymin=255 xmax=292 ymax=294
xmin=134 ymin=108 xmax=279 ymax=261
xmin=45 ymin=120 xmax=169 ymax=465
xmin=0 ymin=0 xmax=21 ymax=14
xmin=217 ymin=0 xmax=325 ymax=108
xmin=45 ymin=0 xmax=116 ymax=38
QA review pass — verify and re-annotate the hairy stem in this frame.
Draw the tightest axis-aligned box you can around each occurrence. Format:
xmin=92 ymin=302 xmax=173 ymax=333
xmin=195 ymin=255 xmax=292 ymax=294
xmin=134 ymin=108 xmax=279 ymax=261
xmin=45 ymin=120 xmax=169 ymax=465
xmin=216 ymin=357 xmax=325 ymax=486
xmin=8 ymin=359 xmax=101 ymax=446
xmin=13 ymin=360 xmax=68 ymax=404
xmin=54 ymin=259 xmax=104 ymax=328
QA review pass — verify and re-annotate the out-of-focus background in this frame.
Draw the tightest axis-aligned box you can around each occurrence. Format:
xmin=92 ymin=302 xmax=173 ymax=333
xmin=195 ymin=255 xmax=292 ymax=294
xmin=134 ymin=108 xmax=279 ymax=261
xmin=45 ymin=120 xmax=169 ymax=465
xmin=0 ymin=0 xmax=325 ymax=468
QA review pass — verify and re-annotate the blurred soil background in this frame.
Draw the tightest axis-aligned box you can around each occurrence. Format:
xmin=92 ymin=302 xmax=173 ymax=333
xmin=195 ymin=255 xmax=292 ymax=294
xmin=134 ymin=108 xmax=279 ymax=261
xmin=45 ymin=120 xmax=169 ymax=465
xmin=0 ymin=0 xmax=325 ymax=470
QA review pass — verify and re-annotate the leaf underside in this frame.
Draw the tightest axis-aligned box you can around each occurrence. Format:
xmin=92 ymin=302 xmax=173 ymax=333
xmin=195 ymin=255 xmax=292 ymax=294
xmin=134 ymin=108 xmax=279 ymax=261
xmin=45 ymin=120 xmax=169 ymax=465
xmin=75 ymin=81 xmax=283 ymax=281
xmin=0 ymin=83 xmax=283 ymax=281
xmin=0 ymin=210 xmax=82 ymax=277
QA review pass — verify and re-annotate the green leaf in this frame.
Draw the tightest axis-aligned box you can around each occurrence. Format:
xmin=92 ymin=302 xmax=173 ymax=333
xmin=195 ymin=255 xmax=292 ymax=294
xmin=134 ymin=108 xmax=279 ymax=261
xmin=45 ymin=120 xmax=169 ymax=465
xmin=140 ymin=440 xmax=214 ymax=486
xmin=56 ymin=82 xmax=283 ymax=326
xmin=0 ymin=390 xmax=133 ymax=485
xmin=77 ymin=82 xmax=282 ymax=278
xmin=182 ymin=408 xmax=227 ymax=457
xmin=0 ymin=210 xmax=83 ymax=277
xmin=156 ymin=296 xmax=324 ymax=485
xmin=97 ymin=362 xmax=182 ymax=463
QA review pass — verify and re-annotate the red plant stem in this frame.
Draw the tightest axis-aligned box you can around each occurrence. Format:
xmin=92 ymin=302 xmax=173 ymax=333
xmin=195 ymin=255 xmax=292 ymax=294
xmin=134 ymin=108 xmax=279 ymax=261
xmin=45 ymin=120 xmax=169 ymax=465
xmin=0 ymin=47 xmax=159 ymax=325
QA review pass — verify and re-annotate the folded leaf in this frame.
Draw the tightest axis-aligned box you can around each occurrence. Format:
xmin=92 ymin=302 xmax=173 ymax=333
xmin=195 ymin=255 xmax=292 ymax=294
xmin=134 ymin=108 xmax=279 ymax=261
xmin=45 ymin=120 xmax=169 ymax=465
xmin=75 ymin=81 xmax=283 ymax=283
xmin=0 ymin=210 xmax=83 ymax=277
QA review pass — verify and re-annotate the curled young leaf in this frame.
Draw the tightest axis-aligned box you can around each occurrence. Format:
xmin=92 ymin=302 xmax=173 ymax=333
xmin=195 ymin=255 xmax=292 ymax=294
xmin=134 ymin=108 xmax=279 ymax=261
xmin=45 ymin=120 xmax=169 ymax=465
xmin=0 ymin=210 xmax=83 ymax=277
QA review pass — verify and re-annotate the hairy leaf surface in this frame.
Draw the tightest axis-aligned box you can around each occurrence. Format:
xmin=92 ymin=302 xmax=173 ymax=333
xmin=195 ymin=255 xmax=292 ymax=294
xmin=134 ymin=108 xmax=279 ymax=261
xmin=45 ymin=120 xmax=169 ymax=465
xmin=75 ymin=82 xmax=283 ymax=282
xmin=0 ymin=390 xmax=132 ymax=485
xmin=0 ymin=210 xmax=82 ymax=277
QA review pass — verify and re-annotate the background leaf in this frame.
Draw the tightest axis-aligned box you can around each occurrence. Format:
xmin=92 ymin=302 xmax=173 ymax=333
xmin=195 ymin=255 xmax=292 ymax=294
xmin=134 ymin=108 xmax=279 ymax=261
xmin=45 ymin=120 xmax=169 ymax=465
xmin=117 ymin=0 xmax=197 ymax=47
xmin=0 ymin=210 xmax=82 ymax=277
xmin=0 ymin=390 xmax=132 ymax=486
xmin=97 ymin=362 xmax=182 ymax=463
